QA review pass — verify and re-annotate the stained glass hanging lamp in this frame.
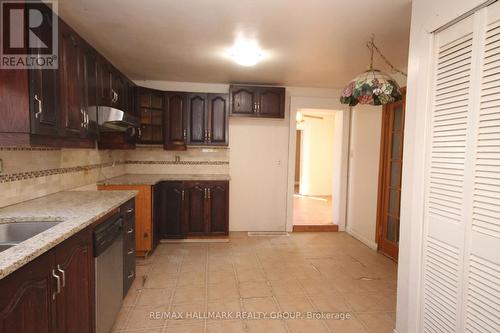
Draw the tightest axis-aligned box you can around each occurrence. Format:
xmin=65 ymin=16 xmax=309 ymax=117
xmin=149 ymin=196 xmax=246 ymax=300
xmin=340 ymin=35 xmax=407 ymax=106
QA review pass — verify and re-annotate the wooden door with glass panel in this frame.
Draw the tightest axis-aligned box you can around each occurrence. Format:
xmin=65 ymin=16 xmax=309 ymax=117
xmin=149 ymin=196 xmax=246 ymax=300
xmin=376 ymin=88 xmax=405 ymax=261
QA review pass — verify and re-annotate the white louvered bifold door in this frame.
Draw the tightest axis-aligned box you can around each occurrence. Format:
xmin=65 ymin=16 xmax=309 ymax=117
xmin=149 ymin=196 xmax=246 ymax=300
xmin=422 ymin=2 xmax=500 ymax=332
xmin=464 ymin=2 xmax=500 ymax=332
xmin=423 ymin=14 xmax=474 ymax=333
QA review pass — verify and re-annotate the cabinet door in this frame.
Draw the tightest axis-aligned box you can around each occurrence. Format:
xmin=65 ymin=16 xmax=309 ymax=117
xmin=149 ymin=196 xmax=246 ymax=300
xmin=208 ymin=182 xmax=229 ymax=235
xmin=81 ymin=45 xmax=98 ymax=139
xmin=0 ymin=250 xmax=56 ymax=333
xmin=208 ymin=94 xmax=229 ymax=146
xmin=187 ymin=93 xmax=208 ymax=145
xmin=112 ymin=71 xmax=125 ymax=109
xmin=96 ymin=59 xmax=111 ymax=107
xmin=59 ymin=22 xmax=84 ymax=137
xmin=137 ymin=88 xmax=164 ymax=144
xmin=229 ymin=86 xmax=257 ymax=116
xmin=54 ymin=228 xmax=93 ymax=333
xmin=258 ymin=87 xmax=285 ymax=118
xmin=186 ymin=182 xmax=207 ymax=235
xmin=29 ymin=4 xmax=59 ymax=137
xmin=156 ymin=182 xmax=186 ymax=239
xmin=164 ymin=92 xmax=187 ymax=150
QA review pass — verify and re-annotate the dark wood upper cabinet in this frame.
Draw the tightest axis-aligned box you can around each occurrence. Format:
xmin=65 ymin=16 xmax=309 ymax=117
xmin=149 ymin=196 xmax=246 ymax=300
xmin=59 ymin=22 xmax=83 ymax=138
xmin=208 ymin=94 xmax=229 ymax=146
xmin=186 ymin=93 xmax=228 ymax=146
xmin=54 ymin=229 xmax=93 ymax=333
xmin=229 ymin=86 xmax=257 ymax=116
xmin=187 ymin=93 xmax=208 ymax=145
xmin=28 ymin=4 xmax=59 ymax=138
xmin=156 ymin=181 xmax=186 ymax=239
xmin=230 ymin=85 xmax=285 ymax=118
xmin=0 ymin=250 xmax=56 ymax=333
xmin=258 ymin=87 xmax=285 ymax=118
xmin=164 ymin=92 xmax=187 ymax=150
xmin=137 ymin=87 xmax=164 ymax=144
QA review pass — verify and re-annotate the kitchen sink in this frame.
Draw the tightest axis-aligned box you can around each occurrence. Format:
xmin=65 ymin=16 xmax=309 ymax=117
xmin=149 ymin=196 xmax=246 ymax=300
xmin=0 ymin=221 xmax=61 ymax=252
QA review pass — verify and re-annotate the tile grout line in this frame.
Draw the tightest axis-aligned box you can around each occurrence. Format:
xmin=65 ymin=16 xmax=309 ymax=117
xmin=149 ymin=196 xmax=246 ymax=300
xmin=253 ymin=239 xmax=291 ymax=333
xmin=204 ymin=243 xmax=209 ymax=333
xmin=161 ymin=249 xmax=186 ymax=333
xmin=294 ymin=277 xmax=333 ymax=333
xmin=229 ymin=239 xmax=249 ymax=332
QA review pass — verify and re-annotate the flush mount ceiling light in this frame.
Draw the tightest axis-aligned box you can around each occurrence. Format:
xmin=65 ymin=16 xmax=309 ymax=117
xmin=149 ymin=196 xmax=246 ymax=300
xmin=340 ymin=35 xmax=407 ymax=106
xmin=228 ymin=38 xmax=264 ymax=66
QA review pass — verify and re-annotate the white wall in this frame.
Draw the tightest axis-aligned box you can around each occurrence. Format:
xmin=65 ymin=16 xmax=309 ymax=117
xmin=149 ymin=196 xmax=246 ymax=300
xmin=229 ymin=117 xmax=289 ymax=231
xmin=396 ymin=1 xmax=485 ymax=333
xmin=346 ymin=105 xmax=382 ymax=249
xmin=298 ymin=111 xmax=336 ymax=196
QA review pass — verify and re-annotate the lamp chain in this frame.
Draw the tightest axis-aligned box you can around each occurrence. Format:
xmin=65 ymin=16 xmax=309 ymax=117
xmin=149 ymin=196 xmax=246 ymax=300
xmin=366 ymin=35 xmax=407 ymax=77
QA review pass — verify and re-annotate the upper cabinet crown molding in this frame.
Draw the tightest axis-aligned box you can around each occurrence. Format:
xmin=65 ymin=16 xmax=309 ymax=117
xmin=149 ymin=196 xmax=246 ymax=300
xmin=229 ymin=85 xmax=286 ymax=119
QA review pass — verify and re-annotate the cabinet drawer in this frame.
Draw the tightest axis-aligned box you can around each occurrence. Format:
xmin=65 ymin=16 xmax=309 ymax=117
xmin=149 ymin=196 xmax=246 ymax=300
xmin=121 ymin=199 xmax=135 ymax=219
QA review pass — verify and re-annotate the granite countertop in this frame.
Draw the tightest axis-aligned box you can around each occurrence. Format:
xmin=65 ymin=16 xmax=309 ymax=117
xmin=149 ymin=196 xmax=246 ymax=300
xmin=98 ymin=173 xmax=231 ymax=186
xmin=0 ymin=190 xmax=136 ymax=280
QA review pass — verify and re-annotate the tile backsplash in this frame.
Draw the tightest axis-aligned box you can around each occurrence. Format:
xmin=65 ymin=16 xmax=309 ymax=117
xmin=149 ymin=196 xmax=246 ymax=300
xmin=0 ymin=146 xmax=229 ymax=208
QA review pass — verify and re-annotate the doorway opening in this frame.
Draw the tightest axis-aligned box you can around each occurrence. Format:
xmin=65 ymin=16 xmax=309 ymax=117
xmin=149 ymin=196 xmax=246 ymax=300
xmin=292 ymin=109 xmax=338 ymax=232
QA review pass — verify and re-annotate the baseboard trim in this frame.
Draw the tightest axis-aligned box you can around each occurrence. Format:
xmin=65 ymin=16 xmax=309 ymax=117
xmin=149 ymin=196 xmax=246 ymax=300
xmin=346 ymin=228 xmax=378 ymax=250
xmin=293 ymin=224 xmax=339 ymax=232
xmin=160 ymin=239 xmax=229 ymax=243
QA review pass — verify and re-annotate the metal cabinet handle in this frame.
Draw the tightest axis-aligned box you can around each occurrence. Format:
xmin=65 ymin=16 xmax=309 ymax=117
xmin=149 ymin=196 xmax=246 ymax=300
xmin=137 ymin=127 xmax=142 ymax=138
xmin=208 ymin=188 xmax=211 ymax=199
xmin=181 ymin=189 xmax=185 ymax=201
xmin=127 ymin=271 xmax=135 ymax=279
xmin=127 ymin=249 xmax=135 ymax=255
xmin=80 ymin=109 xmax=85 ymax=127
xmin=52 ymin=269 xmax=61 ymax=300
xmin=85 ymin=112 xmax=89 ymax=127
xmin=183 ymin=129 xmax=187 ymax=140
xmin=127 ymin=228 xmax=134 ymax=234
xmin=57 ymin=265 xmax=66 ymax=288
xmin=253 ymin=102 xmax=257 ymax=112
xmin=126 ymin=208 xmax=134 ymax=213
xmin=34 ymin=94 xmax=43 ymax=119
xmin=204 ymin=188 xmax=207 ymax=199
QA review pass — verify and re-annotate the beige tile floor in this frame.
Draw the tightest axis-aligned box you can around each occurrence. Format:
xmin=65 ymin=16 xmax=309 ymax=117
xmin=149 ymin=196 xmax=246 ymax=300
xmin=293 ymin=195 xmax=334 ymax=225
xmin=113 ymin=232 xmax=397 ymax=333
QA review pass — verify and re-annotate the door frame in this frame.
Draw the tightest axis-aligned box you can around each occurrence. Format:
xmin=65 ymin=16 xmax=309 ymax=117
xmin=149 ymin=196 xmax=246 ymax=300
xmin=286 ymin=96 xmax=350 ymax=232
xmin=376 ymin=87 xmax=406 ymax=260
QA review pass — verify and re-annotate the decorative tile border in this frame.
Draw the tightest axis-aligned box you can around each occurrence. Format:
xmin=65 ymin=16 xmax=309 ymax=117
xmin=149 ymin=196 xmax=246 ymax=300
xmin=0 ymin=160 xmax=229 ymax=184
xmin=126 ymin=160 xmax=229 ymax=166
xmin=0 ymin=161 xmax=127 ymax=184
xmin=0 ymin=147 xmax=60 ymax=151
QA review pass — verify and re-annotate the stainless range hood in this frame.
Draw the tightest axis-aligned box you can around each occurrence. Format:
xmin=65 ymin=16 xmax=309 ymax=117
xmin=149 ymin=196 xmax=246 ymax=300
xmin=98 ymin=106 xmax=140 ymax=131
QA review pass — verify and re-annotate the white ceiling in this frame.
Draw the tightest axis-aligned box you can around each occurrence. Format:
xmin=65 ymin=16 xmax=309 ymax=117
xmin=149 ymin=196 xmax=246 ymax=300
xmin=57 ymin=0 xmax=412 ymax=88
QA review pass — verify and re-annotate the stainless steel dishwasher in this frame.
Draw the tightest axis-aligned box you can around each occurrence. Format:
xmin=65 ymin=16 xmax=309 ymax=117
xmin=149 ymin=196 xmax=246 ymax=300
xmin=94 ymin=214 xmax=124 ymax=333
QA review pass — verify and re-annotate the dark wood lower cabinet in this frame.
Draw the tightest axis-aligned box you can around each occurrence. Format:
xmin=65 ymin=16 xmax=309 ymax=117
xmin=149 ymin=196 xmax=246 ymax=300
xmin=0 ymin=227 xmax=93 ymax=333
xmin=54 ymin=228 xmax=94 ymax=333
xmin=155 ymin=181 xmax=229 ymax=238
xmin=0 ymin=250 xmax=56 ymax=333
xmin=207 ymin=182 xmax=229 ymax=235
xmin=156 ymin=181 xmax=186 ymax=239
xmin=186 ymin=183 xmax=207 ymax=235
